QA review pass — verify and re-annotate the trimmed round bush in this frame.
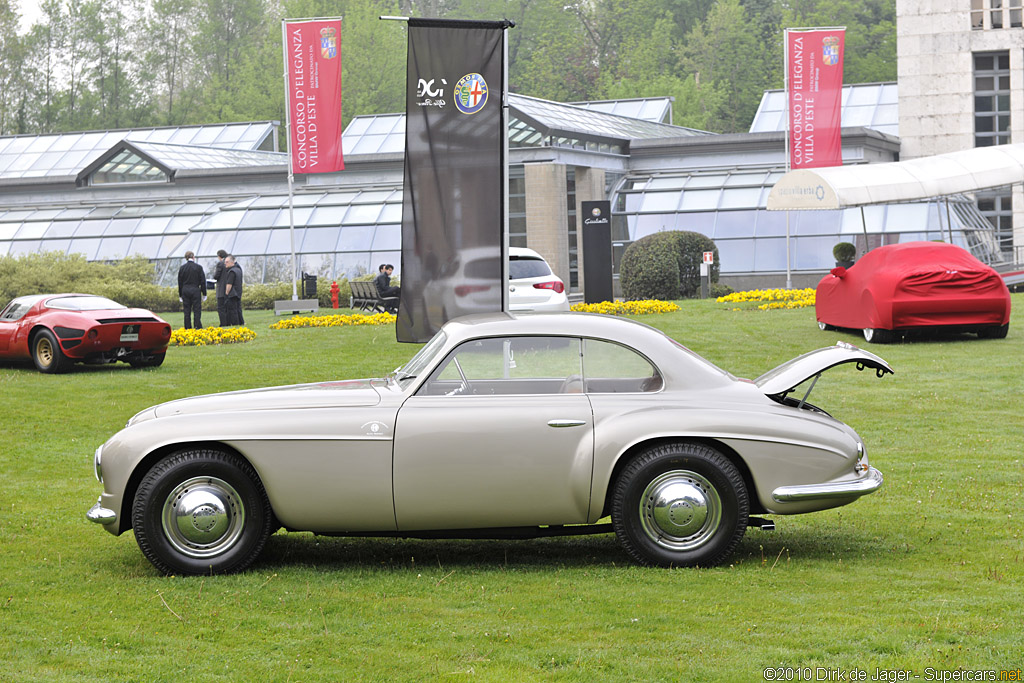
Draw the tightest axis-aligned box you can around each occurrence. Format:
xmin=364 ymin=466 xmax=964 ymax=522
xmin=620 ymin=231 xmax=720 ymax=300
xmin=620 ymin=232 xmax=681 ymax=300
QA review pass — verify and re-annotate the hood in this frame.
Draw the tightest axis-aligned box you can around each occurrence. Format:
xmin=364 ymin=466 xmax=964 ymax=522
xmin=153 ymin=378 xmax=382 ymax=418
xmin=755 ymin=342 xmax=893 ymax=397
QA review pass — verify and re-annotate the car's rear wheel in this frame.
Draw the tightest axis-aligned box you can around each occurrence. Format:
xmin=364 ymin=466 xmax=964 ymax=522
xmin=611 ymin=442 xmax=748 ymax=568
xmin=978 ymin=324 xmax=1009 ymax=339
xmin=862 ymin=327 xmax=894 ymax=344
xmin=31 ymin=329 xmax=71 ymax=374
xmin=132 ymin=449 xmax=272 ymax=576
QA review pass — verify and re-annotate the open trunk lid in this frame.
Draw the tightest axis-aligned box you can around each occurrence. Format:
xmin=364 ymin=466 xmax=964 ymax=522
xmin=755 ymin=341 xmax=893 ymax=397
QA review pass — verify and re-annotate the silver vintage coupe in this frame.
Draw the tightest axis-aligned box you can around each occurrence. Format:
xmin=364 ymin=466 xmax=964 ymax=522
xmin=87 ymin=312 xmax=892 ymax=575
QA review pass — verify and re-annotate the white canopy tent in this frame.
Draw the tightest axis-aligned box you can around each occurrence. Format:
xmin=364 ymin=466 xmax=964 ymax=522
xmin=767 ymin=143 xmax=1024 ymax=210
xmin=765 ymin=144 xmax=1023 ymax=286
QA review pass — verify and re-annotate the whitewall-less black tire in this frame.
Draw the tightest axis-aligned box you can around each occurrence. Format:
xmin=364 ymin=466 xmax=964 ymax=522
xmin=611 ymin=442 xmax=748 ymax=568
xmin=132 ymin=449 xmax=272 ymax=576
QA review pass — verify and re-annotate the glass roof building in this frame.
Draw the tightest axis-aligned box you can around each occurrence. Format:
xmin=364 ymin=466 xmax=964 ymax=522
xmin=0 ymin=84 xmax=1006 ymax=294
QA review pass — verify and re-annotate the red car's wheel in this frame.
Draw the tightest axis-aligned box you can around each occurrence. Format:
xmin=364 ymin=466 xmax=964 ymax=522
xmin=978 ymin=324 xmax=1009 ymax=339
xmin=862 ymin=327 xmax=894 ymax=344
xmin=31 ymin=329 xmax=72 ymax=374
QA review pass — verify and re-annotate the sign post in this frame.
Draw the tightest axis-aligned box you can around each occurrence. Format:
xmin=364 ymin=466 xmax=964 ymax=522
xmin=700 ymin=250 xmax=714 ymax=299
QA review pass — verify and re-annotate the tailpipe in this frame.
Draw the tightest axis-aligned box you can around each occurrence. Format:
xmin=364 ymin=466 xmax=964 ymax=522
xmin=748 ymin=517 xmax=775 ymax=531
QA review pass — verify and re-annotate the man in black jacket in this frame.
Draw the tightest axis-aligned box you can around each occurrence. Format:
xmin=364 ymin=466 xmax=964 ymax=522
xmin=374 ymin=263 xmax=400 ymax=312
xmin=177 ymin=251 xmax=207 ymax=329
xmin=211 ymin=249 xmax=229 ymax=326
xmin=223 ymin=255 xmax=244 ymax=326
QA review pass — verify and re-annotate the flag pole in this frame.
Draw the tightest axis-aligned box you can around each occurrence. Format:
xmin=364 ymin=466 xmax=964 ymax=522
xmin=501 ymin=25 xmax=510 ymax=313
xmin=281 ymin=19 xmax=298 ymax=301
xmin=784 ymin=28 xmax=793 ymax=291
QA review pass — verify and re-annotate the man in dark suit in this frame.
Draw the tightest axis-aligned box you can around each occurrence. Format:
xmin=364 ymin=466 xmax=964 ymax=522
xmin=223 ymin=255 xmax=244 ymax=326
xmin=211 ymin=249 xmax=229 ymax=326
xmin=177 ymin=251 xmax=207 ymax=329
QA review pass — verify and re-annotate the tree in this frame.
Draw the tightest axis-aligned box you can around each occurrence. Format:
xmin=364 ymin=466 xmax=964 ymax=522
xmin=680 ymin=0 xmax=768 ymax=133
xmin=0 ymin=0 xmax=23 ymax=134
xmin=142 ymin=0 xmax=200 ymax=124
xmin=781 ymin=0 xmax=896 ymax=84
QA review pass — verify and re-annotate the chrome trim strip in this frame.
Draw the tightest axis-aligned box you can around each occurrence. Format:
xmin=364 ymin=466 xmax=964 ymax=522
xmin=86 ymin=498 xmax=117 ymax=525
xmin=771 ymin=467 xmax=883 ymax=503
xmin=547 ymin=419 xmax=587 ymax=428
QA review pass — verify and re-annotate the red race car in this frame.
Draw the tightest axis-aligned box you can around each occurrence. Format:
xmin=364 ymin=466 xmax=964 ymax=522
xmin=815 ymin=242 xmax=1011 ymax=343
xmin=0 ymin=294 xmax=171 ymax=373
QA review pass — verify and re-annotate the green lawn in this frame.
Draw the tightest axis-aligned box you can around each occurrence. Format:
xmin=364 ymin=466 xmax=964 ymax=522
xmin=2 ymin=300 xmax=1022 ymax=681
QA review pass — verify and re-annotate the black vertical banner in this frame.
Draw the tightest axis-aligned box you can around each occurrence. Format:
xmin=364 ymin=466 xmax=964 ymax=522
xmin=398 ymin=18 xmax=508 ymax=343
xmin=581 ymin=200 xmax=613 ymax=304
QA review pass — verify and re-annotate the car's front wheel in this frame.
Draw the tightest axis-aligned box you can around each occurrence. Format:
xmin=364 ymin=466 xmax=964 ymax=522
xmin=132 ymin=449 xmax=273 ymax=575
xmin=611 ymin=442 xmax=748 ymax=568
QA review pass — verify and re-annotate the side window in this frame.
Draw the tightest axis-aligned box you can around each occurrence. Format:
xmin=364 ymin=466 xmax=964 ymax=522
xmin=420 ymin=336 xmax=582 ymax=396
xmin=583 ymin=339 xmax=663 ymax=393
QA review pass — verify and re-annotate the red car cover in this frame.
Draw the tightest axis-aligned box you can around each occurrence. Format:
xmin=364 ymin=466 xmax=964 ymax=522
xmin=816 ymin=242 xmax=1011 ymax=331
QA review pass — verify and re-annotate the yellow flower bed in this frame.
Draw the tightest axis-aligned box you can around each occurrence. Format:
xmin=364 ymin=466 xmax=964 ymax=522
xmin=170 ymin=326 xmax=257 ymax=346
xmin=270 ymin=312 xmax=397 ymax=330
xmin=570 ymin=300 xmax=680 ymax=315
xmin=716 ymin=288 xmax=816 ymax=310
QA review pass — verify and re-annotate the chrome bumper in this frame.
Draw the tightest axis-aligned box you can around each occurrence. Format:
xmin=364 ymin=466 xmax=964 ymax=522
xmin=86 ymin=497 xmax=117 ymax=525
xmin=772 ymin=467 xmax=883 ymax=503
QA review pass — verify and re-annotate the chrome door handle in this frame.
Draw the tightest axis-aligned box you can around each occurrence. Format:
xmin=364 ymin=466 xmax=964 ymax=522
xmin=547 ymin=419 xmax=587 ymax=428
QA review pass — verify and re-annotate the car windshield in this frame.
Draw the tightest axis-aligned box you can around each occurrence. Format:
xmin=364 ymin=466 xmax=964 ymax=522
xmin=392 ymin=330 xmax=448 ymax=384
xmin=509 ymin=256 xmax=551 ymax=280
xmin=46 ymin=296 xmax=126 ymax=311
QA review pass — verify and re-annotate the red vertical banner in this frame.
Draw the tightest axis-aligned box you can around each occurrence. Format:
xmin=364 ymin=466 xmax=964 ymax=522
xmin=284 ymin=19 xmax=344 ymax=174
xmin=786 ymin=28 xmax=844 ymax=169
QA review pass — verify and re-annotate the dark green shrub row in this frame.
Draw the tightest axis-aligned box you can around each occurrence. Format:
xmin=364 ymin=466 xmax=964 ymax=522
xmin=0 ymin=252 xmax=370 ymax=311
xmin=619 ymin=231 xmax=720 ymax=300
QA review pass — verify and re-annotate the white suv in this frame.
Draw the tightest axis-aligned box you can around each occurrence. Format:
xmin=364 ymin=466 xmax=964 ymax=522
xmin=508 ymin=247 xmax=569 ymax=312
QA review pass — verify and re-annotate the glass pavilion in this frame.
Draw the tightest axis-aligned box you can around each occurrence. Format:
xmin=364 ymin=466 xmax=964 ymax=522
xmin=0 ymin=85 xmax=1004 ymax=292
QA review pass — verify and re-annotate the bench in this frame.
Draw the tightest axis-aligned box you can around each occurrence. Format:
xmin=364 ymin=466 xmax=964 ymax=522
xmin=273 ymin=298 xmax=319 ymax=316
xmin=350 ymin=280 xmax=399 ymax=313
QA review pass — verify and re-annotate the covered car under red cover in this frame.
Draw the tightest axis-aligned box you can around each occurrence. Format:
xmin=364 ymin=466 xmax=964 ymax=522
xmin=815 ymin=242 xmax=1011 ymax=343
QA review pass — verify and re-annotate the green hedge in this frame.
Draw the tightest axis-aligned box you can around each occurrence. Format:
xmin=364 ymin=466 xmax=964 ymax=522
xmin=619 ymin=233 xmax=681 ymax=301
xmin=0 ymin=252 xmax=364 ymax=311
xmin=620 ymin=231 xmax=720 ymax=300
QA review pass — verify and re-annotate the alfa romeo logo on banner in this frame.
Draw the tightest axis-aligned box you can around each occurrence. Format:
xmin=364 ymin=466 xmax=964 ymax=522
xmin=454 ymin=73 xmax=488 ymax=114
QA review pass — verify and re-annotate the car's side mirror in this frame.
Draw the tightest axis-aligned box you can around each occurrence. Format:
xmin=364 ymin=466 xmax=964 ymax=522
xmin=830 ymin=266 xmax=847 ymax=278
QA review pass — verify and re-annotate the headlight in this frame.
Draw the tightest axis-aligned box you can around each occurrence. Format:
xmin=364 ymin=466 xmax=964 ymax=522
xmin=94 ymin=445 xmax=103 ymax=483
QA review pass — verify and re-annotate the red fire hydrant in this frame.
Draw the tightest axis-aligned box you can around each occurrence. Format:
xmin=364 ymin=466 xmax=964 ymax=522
xmin=330 ymin=280 xmax=340 ymax=309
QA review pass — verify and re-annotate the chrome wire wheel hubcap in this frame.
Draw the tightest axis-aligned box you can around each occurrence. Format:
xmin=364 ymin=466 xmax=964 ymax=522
xmin=639 ymin=470 xmax=722 ymax=551
xmin=162 ymin=476 xmax=245 ymax=558
xmin=36 ymin=338 xmax=53 ymax=366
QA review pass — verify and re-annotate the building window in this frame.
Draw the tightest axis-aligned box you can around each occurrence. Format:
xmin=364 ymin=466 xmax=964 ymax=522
xmin=90 ymin=149 xmax=168 ymax=185
xmin=509 ymin=166 xmax=527 ymax=248
xmin=972 ymin=0 xmax=1023 ymax=29
xmin=976 ymin=191 xmax=1014 ymax=255
xmin=566 ymin=168 xmax=578 ymax=290
xmin=973 ymin=52 xmax=1010 ymax=147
